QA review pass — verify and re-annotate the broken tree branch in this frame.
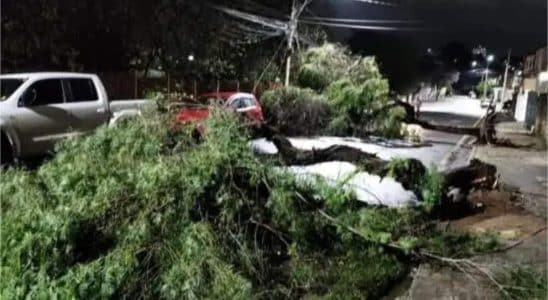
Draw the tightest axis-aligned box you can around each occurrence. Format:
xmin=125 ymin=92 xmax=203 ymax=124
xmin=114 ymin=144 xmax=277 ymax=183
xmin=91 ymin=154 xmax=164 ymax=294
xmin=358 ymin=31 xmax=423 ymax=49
xmin=296 ymin=191 xmax=513 ymax=298
xmin=386 ymin=100 xmax=497 ymax=144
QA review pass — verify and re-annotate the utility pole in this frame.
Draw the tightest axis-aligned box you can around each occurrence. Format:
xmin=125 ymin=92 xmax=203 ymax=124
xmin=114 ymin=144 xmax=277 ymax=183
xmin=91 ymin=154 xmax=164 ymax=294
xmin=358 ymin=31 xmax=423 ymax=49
xmin=285 ymin=0 xmax=312 ymax=87
xmin=285 ymin=1 xmax=298 ymax=87
xmin=483 ymin=68 xmax=489 ymax=101
xmin=501 ymin=49 xmax=512 ymax=104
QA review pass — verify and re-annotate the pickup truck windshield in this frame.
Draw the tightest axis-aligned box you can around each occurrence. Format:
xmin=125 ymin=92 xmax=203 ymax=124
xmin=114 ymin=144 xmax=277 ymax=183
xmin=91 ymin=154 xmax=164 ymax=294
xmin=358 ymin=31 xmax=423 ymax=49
xmin=0 ymin=79 xmax=25 ymax=101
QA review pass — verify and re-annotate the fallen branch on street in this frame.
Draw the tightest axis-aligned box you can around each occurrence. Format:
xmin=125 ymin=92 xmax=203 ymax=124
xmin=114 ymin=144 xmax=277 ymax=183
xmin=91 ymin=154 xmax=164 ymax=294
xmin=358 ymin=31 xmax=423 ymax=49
xmin=270 ymin=135 xmax=497 ymax=197
xmin=294 ymin=191 xmax=515 ymax=299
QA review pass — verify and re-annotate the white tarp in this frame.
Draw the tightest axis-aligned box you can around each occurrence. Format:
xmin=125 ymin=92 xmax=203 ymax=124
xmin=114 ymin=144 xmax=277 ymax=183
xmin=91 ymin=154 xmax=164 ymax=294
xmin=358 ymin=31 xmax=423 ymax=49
xmin=252 ymin=138 xmax=423 ymax=207
xmin=287 ymin=161 xmax=419 ymax=207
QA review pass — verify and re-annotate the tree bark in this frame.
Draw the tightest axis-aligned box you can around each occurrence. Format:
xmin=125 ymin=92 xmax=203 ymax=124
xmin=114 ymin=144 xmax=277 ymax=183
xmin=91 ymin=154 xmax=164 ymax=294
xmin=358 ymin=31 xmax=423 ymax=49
xmin=271 ymin=135 xmax=382 ymax=166
xmin=269 ymin=135 xmax=497 ymax=194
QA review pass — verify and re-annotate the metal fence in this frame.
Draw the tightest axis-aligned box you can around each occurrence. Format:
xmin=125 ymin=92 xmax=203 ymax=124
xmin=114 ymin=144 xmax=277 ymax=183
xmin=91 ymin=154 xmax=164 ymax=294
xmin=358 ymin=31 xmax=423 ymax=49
xmin=98 ymin=71 xmax=280 ymax=100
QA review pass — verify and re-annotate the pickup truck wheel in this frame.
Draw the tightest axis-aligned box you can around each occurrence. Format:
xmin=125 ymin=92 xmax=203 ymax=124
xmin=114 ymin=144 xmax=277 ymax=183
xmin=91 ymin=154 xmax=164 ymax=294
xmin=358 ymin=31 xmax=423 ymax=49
xmin=1 ymin=133 xmax=14 ymax=167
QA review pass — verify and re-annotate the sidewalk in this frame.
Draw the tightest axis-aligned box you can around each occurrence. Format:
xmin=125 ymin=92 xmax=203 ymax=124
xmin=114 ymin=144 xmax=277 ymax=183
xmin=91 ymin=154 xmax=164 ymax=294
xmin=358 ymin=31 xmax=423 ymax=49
xmin=475 ymin=121 xmax=547 ymax=217
xmin=406 ymin=120 xmax=547 ymax=300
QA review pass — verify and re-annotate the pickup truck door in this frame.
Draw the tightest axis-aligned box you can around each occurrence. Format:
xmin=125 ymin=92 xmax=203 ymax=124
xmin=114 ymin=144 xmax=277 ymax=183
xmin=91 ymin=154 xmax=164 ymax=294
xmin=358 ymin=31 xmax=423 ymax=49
xmin=61 ymin=78 xmax=109 ymax=132
xmin=12 ymin=78 xmax=74 ymax=156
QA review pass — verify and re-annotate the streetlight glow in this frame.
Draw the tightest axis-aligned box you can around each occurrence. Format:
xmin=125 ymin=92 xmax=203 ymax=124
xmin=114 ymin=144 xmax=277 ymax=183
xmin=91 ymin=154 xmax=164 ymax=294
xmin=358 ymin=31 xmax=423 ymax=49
xmin=471 ymin=61 xmax=478 ymax=67
xmin=188 ymin=54 xmax=195 ymax=62
xmin=487 ymin=54 xmax=494 ymax=62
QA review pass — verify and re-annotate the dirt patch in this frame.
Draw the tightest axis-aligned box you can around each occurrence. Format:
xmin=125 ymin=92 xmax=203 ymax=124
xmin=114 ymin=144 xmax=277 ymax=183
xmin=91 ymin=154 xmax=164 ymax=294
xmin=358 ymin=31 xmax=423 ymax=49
xmin=447 ymin=190 xmax=546 ymax=239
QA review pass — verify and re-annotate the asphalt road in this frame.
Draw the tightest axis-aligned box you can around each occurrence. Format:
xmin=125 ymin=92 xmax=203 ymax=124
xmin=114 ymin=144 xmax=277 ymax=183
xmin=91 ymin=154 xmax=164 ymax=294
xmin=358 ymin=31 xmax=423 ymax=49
xmin=416 ymin=98 xmax=484 ymax=169
xmin=419 ymin=111 xmax=480 ymax=127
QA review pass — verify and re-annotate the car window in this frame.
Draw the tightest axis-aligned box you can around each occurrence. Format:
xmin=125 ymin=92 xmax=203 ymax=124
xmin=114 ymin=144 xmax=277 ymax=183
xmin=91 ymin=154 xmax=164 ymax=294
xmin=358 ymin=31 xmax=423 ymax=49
xmin=23 ymin=79 xmax=64 ymax=106
xmin=66 ymin=78 xmax=98 ymax=102
xmin=229 ymin=97 xmax=255 ymax=109
xmin=0 ymin=78 xmax=25 ymax=101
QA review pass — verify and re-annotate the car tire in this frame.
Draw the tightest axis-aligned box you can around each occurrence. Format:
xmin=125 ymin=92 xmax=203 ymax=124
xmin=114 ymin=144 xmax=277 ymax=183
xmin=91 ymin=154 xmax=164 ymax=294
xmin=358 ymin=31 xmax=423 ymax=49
xmin=1 ymin=132 xmax=14 ymax=167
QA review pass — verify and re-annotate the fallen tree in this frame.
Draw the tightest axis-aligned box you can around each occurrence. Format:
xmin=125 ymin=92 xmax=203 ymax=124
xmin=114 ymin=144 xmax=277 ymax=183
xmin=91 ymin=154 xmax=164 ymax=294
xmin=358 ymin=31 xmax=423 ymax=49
xmin=385 ymin=100 xmax=498 ymax=144
xmin=1 ymin=111 xmax=509 ymax=299
xmin=270 ymin=134 xmax=497 ymax=193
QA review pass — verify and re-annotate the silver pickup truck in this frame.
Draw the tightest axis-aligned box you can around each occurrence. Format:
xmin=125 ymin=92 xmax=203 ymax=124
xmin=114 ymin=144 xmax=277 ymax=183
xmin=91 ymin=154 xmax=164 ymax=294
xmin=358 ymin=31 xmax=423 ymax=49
xmin=0 ymin=72 xmax=151 ymax=164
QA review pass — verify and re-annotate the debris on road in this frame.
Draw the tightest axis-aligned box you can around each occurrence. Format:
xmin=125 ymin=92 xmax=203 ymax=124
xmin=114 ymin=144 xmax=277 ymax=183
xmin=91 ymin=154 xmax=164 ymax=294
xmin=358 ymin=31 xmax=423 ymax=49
xmin=253 ymin=134 xmax=501 ymax=210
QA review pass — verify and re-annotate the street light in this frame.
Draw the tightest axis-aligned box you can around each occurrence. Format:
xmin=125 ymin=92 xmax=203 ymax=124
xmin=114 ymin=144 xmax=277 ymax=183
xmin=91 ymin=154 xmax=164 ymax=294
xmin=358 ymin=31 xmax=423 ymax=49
xmin=487 ymin=54 xmax=494 ymax=63
xmin=471 ymin=61 xmax=478 ymax=67
xmin=188 ymin=54 xmax=195 ymax=62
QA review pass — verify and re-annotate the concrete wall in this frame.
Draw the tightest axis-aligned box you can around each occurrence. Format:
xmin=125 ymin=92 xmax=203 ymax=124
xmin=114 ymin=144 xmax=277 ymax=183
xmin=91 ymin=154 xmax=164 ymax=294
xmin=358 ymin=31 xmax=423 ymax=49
xmin=535 ymin=94 xmax=548 ymax=141
xmin=515 ymin=92 xmax=529 ymax=122
xmin=525 ymin=92 xmax=539 ymax=128
xmin=515 ymin=91 xmax=540 ymax=128
xmin=523 ymin=78 xmax=538 ymax=91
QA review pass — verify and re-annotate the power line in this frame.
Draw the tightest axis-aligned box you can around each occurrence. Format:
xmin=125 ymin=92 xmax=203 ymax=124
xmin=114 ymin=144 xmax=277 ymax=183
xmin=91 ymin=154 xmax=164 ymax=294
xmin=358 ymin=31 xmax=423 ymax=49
xmin=214 ymin=6 xmax=288 ymax=31
xmin=350 ymin=0 xmax=398 ymax=6
xmin=235 ymin=23 xmax=283 ymax=37
xmin=233 ymin=0 xmax=289 ymax=20
xmin=300 ymin=16 xmax=418 ymax=24
xmin=253 ymin=39 xmax=286 ymax=92
xmin=299 ymin=20 xmax=420 ymax=31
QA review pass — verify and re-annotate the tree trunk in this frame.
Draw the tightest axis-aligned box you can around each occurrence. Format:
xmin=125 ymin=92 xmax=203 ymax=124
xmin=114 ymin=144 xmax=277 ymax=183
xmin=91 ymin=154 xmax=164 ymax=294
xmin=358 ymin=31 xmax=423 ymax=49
xmin=386 ymin=100 xmax=497 ymax=144
xmin=269 ymin=135 xmax=497 ymax=194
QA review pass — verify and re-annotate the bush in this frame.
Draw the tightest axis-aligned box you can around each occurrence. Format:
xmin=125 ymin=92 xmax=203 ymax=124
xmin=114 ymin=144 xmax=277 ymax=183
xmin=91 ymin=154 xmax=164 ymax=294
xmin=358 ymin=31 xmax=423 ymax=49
xmin=261 ymin=86 xmax=332 ymax=136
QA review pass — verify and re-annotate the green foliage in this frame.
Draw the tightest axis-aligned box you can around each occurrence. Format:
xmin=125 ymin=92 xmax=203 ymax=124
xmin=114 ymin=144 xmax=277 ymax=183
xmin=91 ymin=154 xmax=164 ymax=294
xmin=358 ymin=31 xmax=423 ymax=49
xmin=426 ymin=232 xmax=499 ymax=258
xmin=0 ymin=111 xmax=256 ymax=299
xmin=351 ymin=208 xmax=426 ymax=246
xmin=326 ymin=77 xmax=400 ymax=137
xmin=297 ymin=44 xmax=353 ymax=92
xmin=420 ymin=167 xmax=445 ymax=211
xmin=497 ymin=267 xmax=548 ymax=300
xmin=289 ymin=249 xmax=406 ymax=300
xmin=259 ymin=43 xmax=405 ymax=138
xmin=475 ymin=79 xmax=496 ymax=97
xmin=160 ymin=223 xmax=252 ymax=300
xmin=261 ymin=86 xmax=332 ymax=136
xmin=0 ymin=110 xmax=500 ymax=299
xmin=383 ymin=107 xmax=407 ymax=138
xmin=297 ymin=44 xmax=383 ymax=93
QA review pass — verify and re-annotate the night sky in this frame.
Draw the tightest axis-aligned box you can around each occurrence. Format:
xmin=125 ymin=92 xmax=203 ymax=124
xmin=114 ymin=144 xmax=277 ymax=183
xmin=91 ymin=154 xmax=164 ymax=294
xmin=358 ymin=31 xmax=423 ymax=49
xmin=311 ymin=0 xmax=547 ymax=56
xmin=306 ymin=0 xmax=546 ymax=91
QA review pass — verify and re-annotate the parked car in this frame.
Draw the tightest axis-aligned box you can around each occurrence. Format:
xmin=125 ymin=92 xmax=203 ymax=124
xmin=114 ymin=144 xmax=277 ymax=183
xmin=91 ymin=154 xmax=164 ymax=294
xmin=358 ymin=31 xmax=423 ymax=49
xmin=175 ymin=92 xmax=264 ymax=125
xmin=0 ymin=72 xmax=151 ymax=165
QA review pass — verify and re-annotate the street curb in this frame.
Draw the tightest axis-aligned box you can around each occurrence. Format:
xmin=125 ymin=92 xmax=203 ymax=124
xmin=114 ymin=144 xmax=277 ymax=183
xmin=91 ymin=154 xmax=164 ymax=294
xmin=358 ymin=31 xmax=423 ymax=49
xmin=439 ymin=116 xmax=483 ymax=171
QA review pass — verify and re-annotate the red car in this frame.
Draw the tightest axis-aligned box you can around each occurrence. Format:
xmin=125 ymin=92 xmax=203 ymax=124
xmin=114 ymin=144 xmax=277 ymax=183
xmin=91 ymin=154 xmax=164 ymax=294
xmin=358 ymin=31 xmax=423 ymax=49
xmin=175 ymin=92 xmax=264 ymax=125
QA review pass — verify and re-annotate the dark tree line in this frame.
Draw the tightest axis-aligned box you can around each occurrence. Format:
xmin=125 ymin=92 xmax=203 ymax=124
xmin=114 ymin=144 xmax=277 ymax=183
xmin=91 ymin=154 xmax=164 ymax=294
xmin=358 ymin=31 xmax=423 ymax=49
xmin=1 ymin=0 xmax=293 ymax=79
